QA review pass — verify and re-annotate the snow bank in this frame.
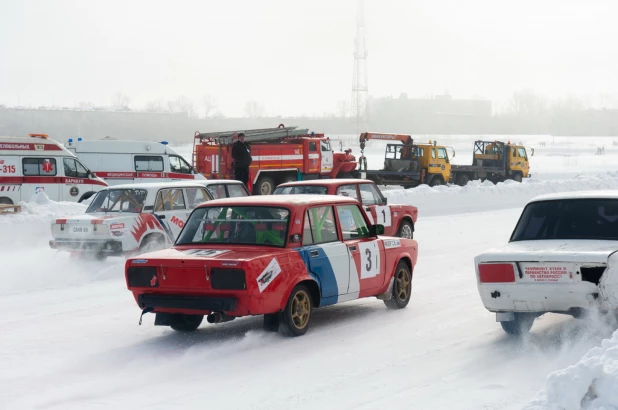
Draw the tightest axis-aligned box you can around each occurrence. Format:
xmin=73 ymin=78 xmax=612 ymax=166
xmin=525 ymin=328 xmax=618 ymax=410
xmin=0 ymin=192 xmax=87 ymax=249
xmin=384 ymin=172 xmax=618 ymax=217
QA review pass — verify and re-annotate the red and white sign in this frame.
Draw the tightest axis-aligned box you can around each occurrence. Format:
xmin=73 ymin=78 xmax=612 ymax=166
xmin=520 ymin=263 xmax=573 ymax=283
xmin=0 ymin=143 xmax=62 ymax=151
xmin=65 ymin=178 xmax=84 ymax=184
xmin=41 ymin=159 xmax=54 ymax=173
xmin=0 ymin=157 xmax=19 ymax=175
xmin=110 ymin=223 xmax=125 ymax=230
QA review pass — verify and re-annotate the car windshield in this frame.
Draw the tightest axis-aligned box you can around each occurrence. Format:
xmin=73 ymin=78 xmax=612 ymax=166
xmin=86 ymin=189 xmax=148 ymax=213
xmin=273 ymin=185 xmax=328 ymax=195
xmin=511 ymin=199 xmax=618 ymax=241
xmin=177 ymin=206 xmax=290 ymax=247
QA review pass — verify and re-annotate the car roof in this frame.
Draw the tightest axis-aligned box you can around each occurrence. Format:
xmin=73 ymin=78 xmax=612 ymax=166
xmin=530 ymin=190 xmax=618 ymax=202
xmin=197 ymin=180 xmax=244 ymax=186
xmin=103 ymin=181 xmax=208 ymax=190
xmin=276 ymin=179 xmax=375 ymax=188
xmin=196 ymin=194 xmax=359 ymax=208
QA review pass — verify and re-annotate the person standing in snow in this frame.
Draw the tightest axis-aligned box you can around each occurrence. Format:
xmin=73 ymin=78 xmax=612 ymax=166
xmin=231 ymin=133 xmax=252 ymax=187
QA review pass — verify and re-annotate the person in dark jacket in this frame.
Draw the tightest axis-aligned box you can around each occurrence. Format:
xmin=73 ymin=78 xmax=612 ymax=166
xmin=231 ymin=133 xmax=252 ymax=186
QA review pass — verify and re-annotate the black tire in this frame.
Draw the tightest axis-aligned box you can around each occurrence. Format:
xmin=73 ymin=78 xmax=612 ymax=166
xmin=512 ymin=173 xmax=523 ymax=183
xmin=169 ymin=314 xmax=204 ymax=332
xmin=280 ymin=284 xmax=313 ymax=337
xmin=429 ymin=176 xmax=443 ymax=187
xmin=263 ymin=313 xmax=280 ymax=332
xmin=397 ymin=220 xmax=414 ymax=239
xmin=78 ymin=192 xmax=96 ymax=203
xmin=0 ymin=197 xmax=13 ymax=205
xmin=139 ymin=235 xmax=166 ymax=254
xmin=500 ymin=312 xmax=535 ymax=335
xmin=457 ymin=174 xmax=470 ymax=186
xmin=255 ymin=176 xmax=275 ymax=196
xmin=384 ymin=261 xmax=413 ymax=309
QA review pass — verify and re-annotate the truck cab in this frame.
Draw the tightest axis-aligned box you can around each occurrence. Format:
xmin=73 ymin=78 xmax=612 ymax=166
xmin=417 ymin=142 xmax=451 ymax=187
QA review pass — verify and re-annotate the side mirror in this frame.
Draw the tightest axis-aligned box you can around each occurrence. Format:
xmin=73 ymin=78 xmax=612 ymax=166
xmin=383 ymin=197 xmax=388 ymax=205
xmin=157 ymin=214 xmax=166 ymax=220
xmin=369 ymin=224 xmax=384 ymax=236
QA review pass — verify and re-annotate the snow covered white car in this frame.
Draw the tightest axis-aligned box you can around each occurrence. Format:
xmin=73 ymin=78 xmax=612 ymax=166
xmin=125 ymin=195 xmax=418 ymax=336
xmin=49 ymin=181 xmax=215 ymax=259
xmin=476 ymin=191 xmax=618 ymax=335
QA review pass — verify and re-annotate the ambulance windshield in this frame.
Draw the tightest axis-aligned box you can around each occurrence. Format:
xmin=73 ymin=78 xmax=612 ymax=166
xmin=177 ymin=206 xmax=290 ymax=247
xmin=511 ymin=199 xmax=618 ymax=241
xmin=86 ymin=189 xmax=148 ymax=213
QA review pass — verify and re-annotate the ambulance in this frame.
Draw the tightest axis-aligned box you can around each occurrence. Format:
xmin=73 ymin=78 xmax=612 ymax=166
xmin=65 ymin=138 xmax=206 ymax=186
xmin=0 ymin=134 xmax=108 ymax=204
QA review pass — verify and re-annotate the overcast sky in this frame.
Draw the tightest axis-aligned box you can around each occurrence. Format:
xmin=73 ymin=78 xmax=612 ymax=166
xmin=1 ymin=0 xmax=617 ymax=117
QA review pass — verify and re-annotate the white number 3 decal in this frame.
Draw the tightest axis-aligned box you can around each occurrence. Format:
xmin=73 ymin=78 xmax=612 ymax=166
xmin=359 ymin=241 xmax=380 ymax=279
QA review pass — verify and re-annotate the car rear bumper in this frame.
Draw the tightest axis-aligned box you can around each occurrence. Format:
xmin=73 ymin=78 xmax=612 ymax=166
xmin=478 ymin=282 xmax=603 ymax=313
xmin=49 ymin=239 xmax=124 ymax=254
xmin=138 ymin=294 xmax=238 ymax=312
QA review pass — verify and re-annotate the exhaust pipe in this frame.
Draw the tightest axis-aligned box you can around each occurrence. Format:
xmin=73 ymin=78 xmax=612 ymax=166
xmin=207 ymin=312 xmax=235 ymax=324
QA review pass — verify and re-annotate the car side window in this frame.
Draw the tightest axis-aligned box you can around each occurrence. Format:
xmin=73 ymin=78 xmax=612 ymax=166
xmin=135 ymin=155 xmax=164 ymax=172
xmin=63 ymin=158 xmax=89 ymax=178
xmin=206 ymin=184 xmax=227 ymax=199
xmin=23 ymin=158 xmax=57 ymax=176
xmin=431 ymin=148 xmax=436 ymax=159
xmin=517 ymin=148 xmax=527 ymax=159
xmin=309 ymin=142 xmax=317 ymax=151
xmin=336 ymin=204 xmax=370 ymax=240
xmin=184 ymin=188 xmax=209 ymax=209
xmin=359 ymin=184 xmax=382 ymax=206
xmin=169 ymin=155 xmax=193 ymax=174
xmin=303 ymin=206 xmax=338 ymax=245
xmin=336 ymin=184 xmax=358 ymax=200
xmin=227 ymin=184 xmax=248 ymax=197
xmin=155 ymin=188 xmax=186 ymax=211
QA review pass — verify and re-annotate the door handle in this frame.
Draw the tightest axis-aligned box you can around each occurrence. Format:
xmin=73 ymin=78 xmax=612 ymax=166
xmin=310 ymin=250 xmax=319 ymax=257
xmin=348 ymin=245 xmax=357 ymax=251
xmin=365 ymin=207 xmax=371 ymax=211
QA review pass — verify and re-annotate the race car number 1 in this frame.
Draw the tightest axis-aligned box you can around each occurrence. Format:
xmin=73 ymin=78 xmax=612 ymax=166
xmin=376 ymin=206 xmax=391 ymax=227
xmin=359 ymin=241 xmax=380 ymax=279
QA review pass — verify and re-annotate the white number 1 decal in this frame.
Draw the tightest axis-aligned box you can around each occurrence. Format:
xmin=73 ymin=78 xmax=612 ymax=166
xmin=376 ymin=206 xmax=392 ymax=227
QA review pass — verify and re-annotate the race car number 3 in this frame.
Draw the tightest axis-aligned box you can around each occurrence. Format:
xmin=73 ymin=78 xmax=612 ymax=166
xmin=359 ymin=241 xmax=380 ymax=279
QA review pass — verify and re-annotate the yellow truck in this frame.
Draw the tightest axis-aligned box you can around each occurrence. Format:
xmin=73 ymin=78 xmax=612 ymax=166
xmin=358 ymin=133 xmax=532 ymax=187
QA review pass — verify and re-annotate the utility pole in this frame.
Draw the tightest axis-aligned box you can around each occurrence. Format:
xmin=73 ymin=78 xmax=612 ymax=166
xmin=351 ymin=0 xmax=368 ymax=134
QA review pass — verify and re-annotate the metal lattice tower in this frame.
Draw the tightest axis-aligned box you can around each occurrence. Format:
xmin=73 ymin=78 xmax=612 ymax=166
xmin=351 ymin=0 xmax=368 ymax=133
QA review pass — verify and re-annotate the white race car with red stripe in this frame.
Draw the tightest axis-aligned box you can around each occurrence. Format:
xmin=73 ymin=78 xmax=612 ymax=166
xmin=476 ymin=191 xmax=618 ymax=335
xmin=49 ymin=181 xmax=215 ymax=259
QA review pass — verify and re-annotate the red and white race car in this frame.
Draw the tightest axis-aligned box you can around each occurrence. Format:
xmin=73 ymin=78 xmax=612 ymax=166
xmin=49 ymin=181 xmax=215 ymax=259
xmin=476 ymin=191 xmax=618 ymax=335
xmin=125 ymin=195 xmax=418 ymax=336
xmin=273 ymin=179 xmax=418 ymax=239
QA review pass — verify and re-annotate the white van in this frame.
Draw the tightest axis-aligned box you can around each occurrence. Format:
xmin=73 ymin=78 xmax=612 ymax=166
xmin=0 ymin=134 xmax=108 ymax=204
xmin=65 ymin=138 xmax=206 ymax=186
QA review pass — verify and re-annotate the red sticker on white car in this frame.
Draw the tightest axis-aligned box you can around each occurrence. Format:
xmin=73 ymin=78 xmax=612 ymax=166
xmin=110 ymin=223 xmax=125 ymax=230
xmin=520 ymin=263 xmax=574 ymax=283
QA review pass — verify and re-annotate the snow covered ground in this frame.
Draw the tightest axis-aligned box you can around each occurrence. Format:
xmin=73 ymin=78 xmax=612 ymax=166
xmin=4 ymin=136 xmax=618 ymax=409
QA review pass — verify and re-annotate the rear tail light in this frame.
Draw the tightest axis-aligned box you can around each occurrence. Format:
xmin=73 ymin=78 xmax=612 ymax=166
xmin=478 ymin=263 xmax=515 ymax=283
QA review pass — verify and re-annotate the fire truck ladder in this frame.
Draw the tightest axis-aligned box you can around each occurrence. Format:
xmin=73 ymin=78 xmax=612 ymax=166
xmin=194 ymin=125 xmax=310 ymax=145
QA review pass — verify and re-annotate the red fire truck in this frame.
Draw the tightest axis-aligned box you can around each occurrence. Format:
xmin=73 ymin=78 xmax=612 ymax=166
xmin=192 ymin=125 xmax=358 ymax=195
